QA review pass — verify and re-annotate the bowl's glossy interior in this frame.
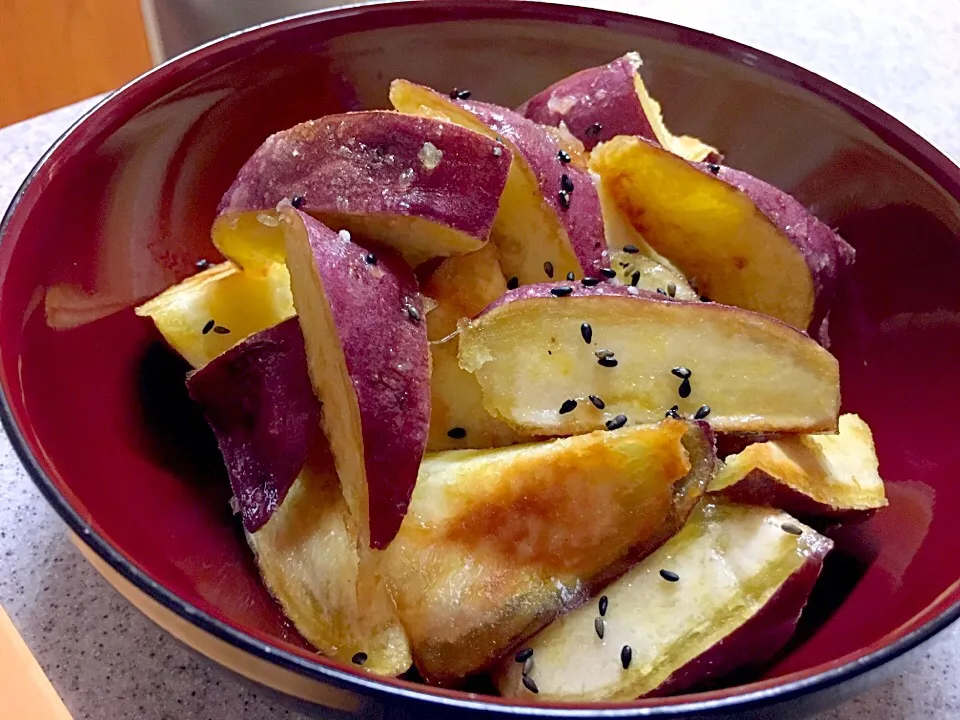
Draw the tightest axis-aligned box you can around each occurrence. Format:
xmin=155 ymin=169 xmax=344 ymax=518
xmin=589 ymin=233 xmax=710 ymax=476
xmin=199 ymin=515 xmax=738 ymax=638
xmin=1 ymin=1 xmax=959 ymax=716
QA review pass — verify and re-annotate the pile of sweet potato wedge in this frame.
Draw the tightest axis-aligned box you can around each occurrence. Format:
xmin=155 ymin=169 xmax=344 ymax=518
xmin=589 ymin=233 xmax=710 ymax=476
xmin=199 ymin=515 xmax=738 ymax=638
xmin=136 ymin=53 xmax=887 ymax=700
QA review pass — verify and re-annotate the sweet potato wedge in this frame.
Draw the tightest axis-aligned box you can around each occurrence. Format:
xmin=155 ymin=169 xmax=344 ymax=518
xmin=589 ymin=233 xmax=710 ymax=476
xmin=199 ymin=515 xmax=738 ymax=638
xmin=248 ymin=440 xmax=412 ymax=676
xmin=595 ymin=174 xmax=697 ymax=297
xmin=135 ymin=261 xmax=294 ymax=368
xmin=186 ymin=319 xmax=318 ymax=532
xmin=390 ymin=80 xmax=606 ymax=284
xmin=495 ymin=502 xmax=832 ymax=700
xmin=382 ymin=419 xmax=716 ymax=684
xmin=421 ymin=244 xmax=528 ymax=451
xmin=710 ymin=413 xmax=887 ymax=517
xmin=215 ymin=111 xmax=511 ymax=270
xmin=188 ymin=323 xmax=412 ymax=673
xmin=422 ymin=243 xmax=507 ymax=342
xmin=519 ymin=52 xmax=718 ymax=160
xmin=458 ymin=283 xmax=840 ymax=436
xmin=281 ymin=208 xmax=429 ymax=550
xmin=428 ymin=339 xmax=528 ymax=451
xmin=590 ymin=136 xmax=855 ymax=338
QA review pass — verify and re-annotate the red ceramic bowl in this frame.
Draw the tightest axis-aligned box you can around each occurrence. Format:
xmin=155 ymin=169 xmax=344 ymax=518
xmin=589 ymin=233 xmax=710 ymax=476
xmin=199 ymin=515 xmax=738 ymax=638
xmin=1 ymin=2 xmax=959 ymax=717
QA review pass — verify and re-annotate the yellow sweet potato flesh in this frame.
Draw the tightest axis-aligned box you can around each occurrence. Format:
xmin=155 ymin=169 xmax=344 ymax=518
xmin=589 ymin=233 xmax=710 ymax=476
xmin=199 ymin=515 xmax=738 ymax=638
xmin=248 ymin=442 xmax=411 ymax=676
xmin=382 ymin=420 xmax=709 ymax=683
xmin=428 ymin=339 xmax=528 ymax=451
xmin=423 ymin=243 xmax=507 ymax=342
xmin=459 ymin=293 xmax=840 ymax=436
xmin=422 ymin=243 xmax=528 ymax=450
xmin=590 ymin=136 xmax=814 ymax=328
xmin=495 ymin=502 xmax=831 ymax=701
xmin=134 ymin=261 xmax=294 ymax=368
xmin=710 ymin=413 xmax=888 ymax=514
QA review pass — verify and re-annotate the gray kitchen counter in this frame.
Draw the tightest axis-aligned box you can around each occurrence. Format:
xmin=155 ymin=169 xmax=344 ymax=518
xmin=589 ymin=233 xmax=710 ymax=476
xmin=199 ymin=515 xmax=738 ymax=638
xmin=1 ymin=1 xmax=958 ymax=718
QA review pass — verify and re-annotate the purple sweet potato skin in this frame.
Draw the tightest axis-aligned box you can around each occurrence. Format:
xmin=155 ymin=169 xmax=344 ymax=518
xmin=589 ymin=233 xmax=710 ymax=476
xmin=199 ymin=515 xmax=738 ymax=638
xmin=518 ymin=54 xmax=656 ymax=150
xmin=648 ymin=532 xmax=832 ymax=697
xmin=187 ymin=318 xmax=319 ymax=533
xmin=453 ymin=98 xmax=607 ymax=275
xmin=703 ymin=164 xmax=856 ymax=344
xmin=292 ymin=210 xmax=430 ymax=549
xmin=219 ymin=111 xmax=511 ymax=242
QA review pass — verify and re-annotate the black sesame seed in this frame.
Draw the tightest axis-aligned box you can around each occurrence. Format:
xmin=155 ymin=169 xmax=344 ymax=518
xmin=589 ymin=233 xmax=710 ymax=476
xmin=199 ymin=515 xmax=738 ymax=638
xmin=599 ymin=595 xmax=608 ymax=616
xmin=195 ymin=258 xmax=210 ymax=270
xmin=351 ymin=652 xmax=368 ymax=665
xmin=605 ymin=414 xmax=628 ymax=431
xmin=581 ymin=276 xmax=601 ymax=287
xmin=678 ymin=377 xmax=692 ymax=398
xmin=522 ymin=657 xmax=534 ymax=677
xmin=660 ymin=569 xmax=680 ymax=582
xmin=598 ymin=356 xmax=619 ymax=368
xmin=515 ymin=647 xmax=534 ymax=663
xmin=447 ymin=427 xmax=467 ymax=440
xmin=630 ymin=271 xmax=641 ymax=287
xmin=558 ymin=150 xmax=572 ymax=164
xmin=449 ymin=88 xmax=472 ymax=100
xmin=558 ymin=190 xmax=571 ymax=209
xmin=585 ymin=122 xmax=603 ymax=136
xmin=594 ymin=616 xmax=605 ymax=639
xmin=621 ymin=645 xmax=632 ymax=669
xmin=291 ymin=195 xmax=306 ymax=209
xmin=671 ymin=367 xmax=692 ymax=379
xmin=707 ymin=163 xmax=721 ymax=175
xmin=201 ymin=319 xmax=215 ymax=335
xmin=522 ymin=675 xmax=539 ymax=694
xmin=781 ymin=522 xmax=804 ymax=536
xmin=561 ymin=174 xmax=575 ymax=193
xmin=694 ymin=405 xmax=711 ymax=420
xmin=657 ymin=288 xmax=667 ymax=295
xmin=566 ymin=271 xmax=576 ymax=281
xmin=404 ymin=303 xmax=422 ymax=323
xmin=559 ymin=399 xmax=578 ymax=414
xmin=550 ymin=286 xmax=573 ymax=297
xmin=665 ymin=405 xmax=681 ymax=419
xmin=600 ymin=267 xmax=617 ymax=278
xmin=580 ymin=323 xmax=593 ymax=344
xmin=213 ymin=326 xmax=231 ymax=335
xmin=622 ymin=244 xmax=640 ymax=254
xmin=589 ymin=395 xmax=605 ymax=410
xmin=507 ymin=276 xmax=519 ymax=290
xmin=365 ymin=253 xmax=377 ymax=265
xmin=667 ymin=282 xmax=677 ymax=297
xmin=543 ymin=261 xmax=555 ymax=279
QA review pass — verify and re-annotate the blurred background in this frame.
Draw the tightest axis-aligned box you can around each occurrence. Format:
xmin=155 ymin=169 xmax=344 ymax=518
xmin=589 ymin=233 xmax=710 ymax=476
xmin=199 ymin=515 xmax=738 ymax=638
xmin=0 ymin=0 xmax=953 ymax=160
xmin=0 ymin=0 xmax=347 ymax=127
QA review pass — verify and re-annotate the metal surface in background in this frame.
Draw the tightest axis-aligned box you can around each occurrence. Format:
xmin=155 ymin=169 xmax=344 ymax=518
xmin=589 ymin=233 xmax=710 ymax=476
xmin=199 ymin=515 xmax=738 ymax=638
xmin=141 ymin=0 xmax=354 ymax=59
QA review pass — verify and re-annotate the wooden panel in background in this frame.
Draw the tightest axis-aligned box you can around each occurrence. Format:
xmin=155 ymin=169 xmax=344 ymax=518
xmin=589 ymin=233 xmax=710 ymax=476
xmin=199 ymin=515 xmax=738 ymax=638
xmin=0 ymin=605 xmax=73 ymax=719
xmin=0 ymin=0 xmax=153 ymax=127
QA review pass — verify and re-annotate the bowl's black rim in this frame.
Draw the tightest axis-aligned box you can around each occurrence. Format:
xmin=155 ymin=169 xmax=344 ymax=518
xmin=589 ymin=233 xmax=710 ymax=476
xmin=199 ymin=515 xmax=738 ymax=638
xmin=1 ymin=1 xmax=958 ymax=716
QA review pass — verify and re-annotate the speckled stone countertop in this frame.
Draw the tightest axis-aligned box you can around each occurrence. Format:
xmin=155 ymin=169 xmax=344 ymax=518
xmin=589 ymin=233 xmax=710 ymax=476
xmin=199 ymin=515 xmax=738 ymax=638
xmin=1 ymin=2 xmax=958 ymax=718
